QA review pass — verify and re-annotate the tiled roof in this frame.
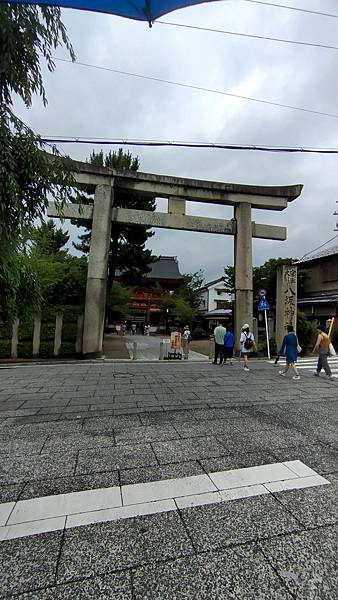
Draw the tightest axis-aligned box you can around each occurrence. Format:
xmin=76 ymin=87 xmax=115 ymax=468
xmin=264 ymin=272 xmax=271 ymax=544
xmin=146 ymin=256 xmax=183 ymax=280
xmin=297 ymin=244 xmax=338 ymax=264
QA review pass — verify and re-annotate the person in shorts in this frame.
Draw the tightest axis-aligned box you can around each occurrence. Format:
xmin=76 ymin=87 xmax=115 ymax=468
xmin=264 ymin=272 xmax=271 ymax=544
xmin=240 ymin=324 xmax=256 ymax=371
xmin=278 ymin=325 xmax=300 ymax=380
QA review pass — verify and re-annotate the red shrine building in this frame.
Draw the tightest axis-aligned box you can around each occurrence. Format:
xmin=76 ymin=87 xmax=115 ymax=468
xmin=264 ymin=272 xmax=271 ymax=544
xmin=125 ymin=256 xmax=183 ymax=331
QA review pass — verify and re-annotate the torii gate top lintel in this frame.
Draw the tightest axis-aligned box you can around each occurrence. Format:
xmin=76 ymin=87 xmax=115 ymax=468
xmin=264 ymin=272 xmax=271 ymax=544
xmin=70 ymin=158 xmax=303 ymax=210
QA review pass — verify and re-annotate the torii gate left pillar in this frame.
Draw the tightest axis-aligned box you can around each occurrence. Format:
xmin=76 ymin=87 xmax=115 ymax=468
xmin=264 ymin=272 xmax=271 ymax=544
xmin=82 ymin=183 xmax=113 ymax=358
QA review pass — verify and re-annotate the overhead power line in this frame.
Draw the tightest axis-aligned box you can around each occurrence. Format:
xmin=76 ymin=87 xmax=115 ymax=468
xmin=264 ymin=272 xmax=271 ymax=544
xmin=157 ymin=20 xmax=338 ymax=52
xmin=242 ymin=0 xmax=338 ymax=19
xmin=40 ymin=136 xmax=338 ymax=154
xmin=300 ymin=234 xmax=338 ymax=260
xmin=51 ymin=56 xmax=338 ymax=120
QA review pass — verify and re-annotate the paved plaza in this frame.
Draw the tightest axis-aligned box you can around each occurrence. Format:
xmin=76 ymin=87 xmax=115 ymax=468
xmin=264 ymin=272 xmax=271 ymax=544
xmin=0 ymin=360 xmax=337 ymax=598
xmin=124 ymin=334 xmax=207 ymax=361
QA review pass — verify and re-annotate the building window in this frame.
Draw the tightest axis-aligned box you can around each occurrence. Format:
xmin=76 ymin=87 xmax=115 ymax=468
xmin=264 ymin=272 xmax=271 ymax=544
xmin=216 ymin=301 xmax=228 ymax=309
xmin=322 ymin=261 xmax=338 ymax=282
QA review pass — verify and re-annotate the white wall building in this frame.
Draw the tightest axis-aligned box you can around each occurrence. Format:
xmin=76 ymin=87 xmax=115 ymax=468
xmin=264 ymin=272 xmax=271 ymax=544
xmin=198 ymin=277 xmax=233 ymax=328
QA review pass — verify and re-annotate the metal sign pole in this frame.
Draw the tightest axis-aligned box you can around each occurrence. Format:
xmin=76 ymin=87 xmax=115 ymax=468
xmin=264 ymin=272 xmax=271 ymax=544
xmin=264 ymin=309 xmax=270 ymax=359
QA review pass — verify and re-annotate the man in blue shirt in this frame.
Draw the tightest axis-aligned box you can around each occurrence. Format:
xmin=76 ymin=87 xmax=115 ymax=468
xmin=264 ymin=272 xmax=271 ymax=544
xmin=223 ymin=327 xmax=235 ymax=365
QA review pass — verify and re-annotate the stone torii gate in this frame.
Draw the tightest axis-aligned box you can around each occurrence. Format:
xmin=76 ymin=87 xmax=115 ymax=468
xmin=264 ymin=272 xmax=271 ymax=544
xmin=48 ymin=160 xmax=302 ymax=357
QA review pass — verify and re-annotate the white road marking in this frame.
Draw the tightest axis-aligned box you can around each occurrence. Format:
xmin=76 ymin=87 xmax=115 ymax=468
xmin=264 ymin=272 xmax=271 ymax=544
xmin=269 ymin=356 xmax=338 ymax=378
xmin=0 ymin=460 xmax=330 ymax=541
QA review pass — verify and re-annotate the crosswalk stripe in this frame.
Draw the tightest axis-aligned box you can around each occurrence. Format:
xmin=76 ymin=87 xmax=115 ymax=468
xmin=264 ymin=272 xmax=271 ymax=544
xmin=268 ymin=356 xmax=338 ymax=378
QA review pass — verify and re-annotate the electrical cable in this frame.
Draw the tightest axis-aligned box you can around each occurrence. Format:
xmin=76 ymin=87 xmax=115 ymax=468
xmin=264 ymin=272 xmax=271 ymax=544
xmin=51 ymin=56 xmax=338 ymax=120
xmin=300 ymin=234 xmax=338 ymax=260
xmin=39 ymin=136 xmax=338 ymax=153
xmin=157 ymin=20 xmax=338 ymax=51
xmin=241 ymin=0 xmax=338 ymax=19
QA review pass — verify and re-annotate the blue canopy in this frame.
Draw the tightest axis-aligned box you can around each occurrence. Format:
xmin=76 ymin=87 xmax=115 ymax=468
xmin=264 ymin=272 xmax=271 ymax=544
xmin=3 ymin=0 xmax=220 ymax=25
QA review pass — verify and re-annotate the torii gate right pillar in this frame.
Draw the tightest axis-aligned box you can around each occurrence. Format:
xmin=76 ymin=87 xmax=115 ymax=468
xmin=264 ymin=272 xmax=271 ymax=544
xmin=234 ymin=201 xmax=253 ymax=349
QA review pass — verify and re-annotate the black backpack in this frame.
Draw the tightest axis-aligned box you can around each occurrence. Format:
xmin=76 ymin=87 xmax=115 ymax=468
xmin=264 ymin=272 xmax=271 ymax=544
xmin=244 ymin=333 xmax=253 ymax=350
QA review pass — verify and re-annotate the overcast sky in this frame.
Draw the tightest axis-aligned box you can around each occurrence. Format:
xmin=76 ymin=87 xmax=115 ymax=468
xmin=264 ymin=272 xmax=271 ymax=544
xmin=15 ymin=0 xmax=338 ymax=283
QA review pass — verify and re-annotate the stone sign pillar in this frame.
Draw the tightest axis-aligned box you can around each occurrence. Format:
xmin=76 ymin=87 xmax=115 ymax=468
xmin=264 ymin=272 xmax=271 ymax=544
xmin=234 ymin=201 xmax=253 ymax=350
xmin=82 ymin=183 xmax=113 ymax=358
xmin=275 ymin=264 xmax=297 ymax=349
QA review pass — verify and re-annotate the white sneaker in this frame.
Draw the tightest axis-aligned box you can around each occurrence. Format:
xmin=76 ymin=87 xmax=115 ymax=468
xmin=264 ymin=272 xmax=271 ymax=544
xmin=244 ymin=366 xmax=250 ymax=372
xmin=292 ymin=376 xmax=300 ymax=380
xmin=279 ymin=371 xmax=286 ymax=377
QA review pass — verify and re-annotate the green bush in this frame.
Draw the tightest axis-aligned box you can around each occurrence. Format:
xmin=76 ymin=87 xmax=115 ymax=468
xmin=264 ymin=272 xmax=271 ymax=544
xmin=0 ymin=340 xmax=11 ymax=358
xmin=297 ymin=312 xmax=316 ymax=352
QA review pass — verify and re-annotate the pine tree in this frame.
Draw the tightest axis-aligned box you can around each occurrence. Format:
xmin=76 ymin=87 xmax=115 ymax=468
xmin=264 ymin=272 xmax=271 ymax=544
xmin=72 ymin=149 xmax=156 ymax=286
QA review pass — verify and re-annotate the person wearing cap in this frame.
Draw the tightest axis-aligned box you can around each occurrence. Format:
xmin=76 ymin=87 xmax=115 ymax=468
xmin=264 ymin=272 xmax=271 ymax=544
xmin=182 ymin=325 xmax=192 ymax=360
xmin=240 ymin=324 xmax=256 ymax=371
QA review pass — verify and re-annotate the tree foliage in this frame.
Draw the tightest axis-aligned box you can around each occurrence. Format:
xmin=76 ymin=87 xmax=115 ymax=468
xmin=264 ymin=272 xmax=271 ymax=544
xmin=106 ymin=281 xmax=133 ymax=322
xmin=30 ymin=219 xmax=69 ymax=255
xmin=224 ymin=258 xmax=298 ymax=303
xmin=29 ymin=220 xmax=87 ymax=306
xmin=173 ymin=270 xmax=204 ymax=311
xmin=0 ymin=243 xmax=41 ymax=322
xmin=72 ymin=149 xmax=156 ymax=286
xmin=0 ymin=4 xmax=75 ymax=322
xmin=31 ymin=253 xmax=88 ymax=307
xmin=155 ymin=271 xmax=204 ymax=326
xmin=0 ymin=4 xmax=75 ymax=108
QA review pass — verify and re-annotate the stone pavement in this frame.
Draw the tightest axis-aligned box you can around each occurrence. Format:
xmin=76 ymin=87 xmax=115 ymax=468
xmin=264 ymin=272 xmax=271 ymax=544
xmin=0 ymin=360 xmax=337 ymax=598
xmin=124 ymin=334 xmax=207 ymax=361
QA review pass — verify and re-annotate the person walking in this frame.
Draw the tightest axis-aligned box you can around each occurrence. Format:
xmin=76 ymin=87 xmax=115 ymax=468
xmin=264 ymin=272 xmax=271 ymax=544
xmin=312 ymin=325 xmax=333 ymax=379
xmin=278 ymin=325 xmax=300 ymax=380
xmin=223 ymin=327 xmax=235 ymax=365
xmin=213 ymin=322 xmax=227 ymax=365
xmin=240 ymin=324 xmax=256 ymax=371
xmin=182 ymin=325 xmax=192 ymax=360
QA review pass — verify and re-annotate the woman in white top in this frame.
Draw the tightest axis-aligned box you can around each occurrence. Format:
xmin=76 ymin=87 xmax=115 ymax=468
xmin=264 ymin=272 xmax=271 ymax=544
xmin=240 ymin=324 xmax=256 ymax=371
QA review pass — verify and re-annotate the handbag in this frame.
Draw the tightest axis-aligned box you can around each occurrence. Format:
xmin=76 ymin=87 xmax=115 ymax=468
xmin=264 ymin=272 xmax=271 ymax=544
xmin=296 ymin=337 xmax=302 ymax=353
xmin=329 ymin=342 xmax=336 ymax=357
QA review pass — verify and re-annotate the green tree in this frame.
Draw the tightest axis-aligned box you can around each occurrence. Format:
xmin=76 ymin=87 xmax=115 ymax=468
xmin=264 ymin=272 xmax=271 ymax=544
xmin=297 ymin=311 xmax=317 ymax=352
xmin=30 ymin=220 xmax=69 ymax=255
xmin=0 ymin=4 xmax=75 ymax=321
xmin=224 ymin=258 xmax=298 ymax=304
xmin=30 ymin=253 xmax=88 ymax=307
xmin=173 ymin=270 xmax=204 ymax=311
xmin=72 ymin=149 xmax=156 ymax=286
xmin=106 ymin=281 xmax=133 ymax=322
xmin=28 ymin=221 xmax=87 ymax=306
xmin=172 ymin=297 xmax=196 ymax=326
xmin=0 ymin=245 xmax=41 ymax=322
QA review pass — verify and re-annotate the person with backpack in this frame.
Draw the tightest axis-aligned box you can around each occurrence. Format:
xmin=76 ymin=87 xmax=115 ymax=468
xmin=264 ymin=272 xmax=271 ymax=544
xmin=223 ymin=327 xmax=235 ymax=365
xmin=278 ymin=325 xmax=300 ymax=380
xmin=240 ymin=324 xmax=256 ymax=371
xmin=312 ymin=324 xmax=333 ymax=379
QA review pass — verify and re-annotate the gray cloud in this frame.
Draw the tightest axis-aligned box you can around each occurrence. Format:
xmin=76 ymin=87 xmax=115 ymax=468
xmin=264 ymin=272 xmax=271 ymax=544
xmin=15 ymin=0 xmax=338 ymax=282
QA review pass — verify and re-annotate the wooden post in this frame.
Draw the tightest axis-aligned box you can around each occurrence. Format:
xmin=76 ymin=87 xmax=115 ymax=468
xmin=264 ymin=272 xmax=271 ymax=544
xmin=11 ymin=318 xmax=19 ymax=359
xmin=54 ymin=313 xmax=63 ymax=357
xmin=32 ymin=314 xmax=42 ymax=357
